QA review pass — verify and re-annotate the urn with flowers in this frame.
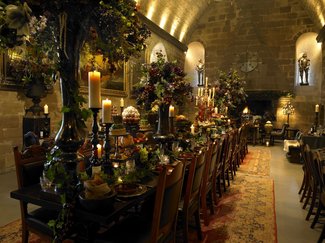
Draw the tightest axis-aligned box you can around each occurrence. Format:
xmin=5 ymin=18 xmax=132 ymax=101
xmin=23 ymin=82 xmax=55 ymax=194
xmin=133 ymin=52 xmax=192 ymax=135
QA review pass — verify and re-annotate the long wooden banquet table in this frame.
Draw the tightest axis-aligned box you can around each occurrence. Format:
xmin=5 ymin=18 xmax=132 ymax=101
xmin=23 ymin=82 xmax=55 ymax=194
xmin=10 ymin=176 xmax=159 ymax=241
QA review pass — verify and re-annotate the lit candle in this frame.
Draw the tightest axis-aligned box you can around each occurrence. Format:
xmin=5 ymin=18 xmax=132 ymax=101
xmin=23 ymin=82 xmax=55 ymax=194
xmin=225 ymin=106 xmax=228 ymax=114
xmin=88 ymin=71 xmax=101 ymax=108
xmin=44 ymin=104 xmax=49 ymax=114
xmin=315 ymin=104 xmax=320 ymax=113
xmin=227 ymin=119 xmax=231 ymax=125
xmin=212 ymin=87 xmax=215 ymax=98
xmin=214 ymin=107 xmax=218 ymax=114
xmin=97 ymin=144 xmax=102 ymax=158
xmin=102 ymin=99 xmax=112 ymax=123
xmin=190 ymin=124 xmax=195 ymax=134
xmin=205 ymin=77 xmax=208 ymax=87
xmin=120 ymin=98 xmax=124 ymax=108
xmin=169 ymin=105 xmax=175 ymax=117
xmin=195 ymin=96 xmax=198 ymax=106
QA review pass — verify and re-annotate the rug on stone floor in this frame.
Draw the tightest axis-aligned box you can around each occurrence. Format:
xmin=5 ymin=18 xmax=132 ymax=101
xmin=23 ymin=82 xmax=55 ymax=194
xmin=0 ymin=146 xmax=277 ymax=243
xmin=186 ymin=146 xmax=277 ymax=243
xmin=0 ymin=219 xmax=46 ymax=243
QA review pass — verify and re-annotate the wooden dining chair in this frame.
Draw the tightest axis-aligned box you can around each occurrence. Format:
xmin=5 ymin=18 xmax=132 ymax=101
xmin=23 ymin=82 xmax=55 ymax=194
xmin=13 ymin=145 xmax=58 ymax=243
xmin=214 ymin=136 xmax=226 ymax=197
xmin=200 ymin=140 xmax=219 ymax=226
xmin=222 ymin=132 xmax=233 ymax=191
xmin=178 ymin=148 xmax=206 ymax=242
xmin=94 ymin=162 xmax=186 ymax=243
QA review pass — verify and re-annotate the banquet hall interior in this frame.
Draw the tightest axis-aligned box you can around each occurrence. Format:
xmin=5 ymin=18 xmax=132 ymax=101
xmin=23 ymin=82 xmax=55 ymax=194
xmin=1 ymin=0 xmax=325 ymax=242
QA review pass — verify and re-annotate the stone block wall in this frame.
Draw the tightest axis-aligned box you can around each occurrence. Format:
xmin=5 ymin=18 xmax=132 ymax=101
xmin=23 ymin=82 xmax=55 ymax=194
xmin=188 ymin=0 xmax=322 ymax=131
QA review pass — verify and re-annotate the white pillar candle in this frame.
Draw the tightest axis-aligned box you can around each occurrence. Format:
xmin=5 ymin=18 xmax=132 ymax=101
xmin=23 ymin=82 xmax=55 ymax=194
xmin=88 ymin=71 xmax=101 ymax=108
xmin=120 ymin=98 xmax=124 ymax=108
xmin=190 ymin=124 xmax=195 ymax=134
xmin=97 ymin=144 xmax=102 ymax=158
xmin=102 ymin=99 xmax=112 ymax=123
xmin=169 ymin=105 xmax=175 ymax=117
xmin=315 ymin=104 xmax=319 ymax=113
xmin=44 ymin=104 xmax=49 ymax=114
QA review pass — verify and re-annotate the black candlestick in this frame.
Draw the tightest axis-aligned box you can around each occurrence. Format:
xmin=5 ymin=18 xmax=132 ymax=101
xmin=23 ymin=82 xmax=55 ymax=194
xmin=90 ymin=108 xmax=101 ymax=169
xmin=315 ymin=112 xmax=319 ymax=129
xmin=169 ymin=117 xmax=175 ymax=135
xmin=102 ymin=122 xmax=113 ymax=174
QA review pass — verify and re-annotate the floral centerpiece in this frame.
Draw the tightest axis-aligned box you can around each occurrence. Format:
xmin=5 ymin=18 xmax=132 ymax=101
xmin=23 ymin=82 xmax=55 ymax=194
xmin=133 ymin=51 xmax=192 ymax=111
xmin=133 ymin=52 xmax=192 ymax=135
xmin=215 ymin=69 xmax=247 ymax=112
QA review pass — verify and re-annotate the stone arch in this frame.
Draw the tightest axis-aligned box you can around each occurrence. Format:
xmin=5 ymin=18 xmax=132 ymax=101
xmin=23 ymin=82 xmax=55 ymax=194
xmin=149 ymin=42 xmax=168 ymax=63
xmin=295 ymin=32 xmax=322 ymax=87
xmin=184 ymin=41 xmax=205 ymax=87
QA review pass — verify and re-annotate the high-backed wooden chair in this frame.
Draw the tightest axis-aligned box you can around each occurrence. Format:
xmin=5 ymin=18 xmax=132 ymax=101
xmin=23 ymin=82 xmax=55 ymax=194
xmin=214 ymin=136 xmax=227 ymax=197
xmin=178 ymin=148 xmax=206 ymax=242
xmin=95 ymin=162 xmax=185 ymax=243
xmin=201 ymin=140 xmax=219 ymax=226
xmin=222 ymin=132 xmax=234 ymax=191
xmin=13 ymin=145 xmax=57 ymax=243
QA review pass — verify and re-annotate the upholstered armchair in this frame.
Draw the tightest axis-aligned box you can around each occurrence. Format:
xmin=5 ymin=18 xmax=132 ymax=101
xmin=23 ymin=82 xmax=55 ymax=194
xmin=270 ymin=123 xmax=289 ymax=145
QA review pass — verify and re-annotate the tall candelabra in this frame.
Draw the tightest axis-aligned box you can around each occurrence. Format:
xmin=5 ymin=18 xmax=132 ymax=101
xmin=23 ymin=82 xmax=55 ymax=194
xmin=282 ymin=102 xmax=294 ymax=126
xmin=196 ymin=80 xmax=215 ymax=122
xmin=102 ymin=122 xmax=112 ymax=174
xmin=89 ymin=108 xmax=101 ymax=174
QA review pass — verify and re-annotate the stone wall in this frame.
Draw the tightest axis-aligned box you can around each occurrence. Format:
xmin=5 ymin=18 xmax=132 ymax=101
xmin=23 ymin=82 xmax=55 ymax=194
xmin=189 ymin=0 xmax=321 ymax=130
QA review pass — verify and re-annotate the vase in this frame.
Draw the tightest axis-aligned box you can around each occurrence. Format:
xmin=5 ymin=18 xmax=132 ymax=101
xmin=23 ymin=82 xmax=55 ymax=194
xmin=156 ymin=104 xmax=170 ymax=136
xmin=24 ymin=79 xmax=47 ymax=116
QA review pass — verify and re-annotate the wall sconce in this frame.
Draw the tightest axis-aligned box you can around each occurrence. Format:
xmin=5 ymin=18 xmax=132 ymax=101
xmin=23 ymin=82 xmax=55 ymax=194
xmin=282 ymin=102 xmax=294 ymax=126
xmin=196 ymin=59 xmax=204 ymax=86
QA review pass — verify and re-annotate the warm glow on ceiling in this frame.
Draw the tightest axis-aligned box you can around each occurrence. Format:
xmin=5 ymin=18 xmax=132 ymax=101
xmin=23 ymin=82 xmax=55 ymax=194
xmin=146 ymin=4 xmax=155 ymax=20
xmin=311 ymin=1 xmax=325 ymax=26
xmin=179 ymin=25 xmax=188 ymax=42
xmin=170 ymin=21 xmax=178 ymax=36
xmin=159 ymin=12 xmax=168 ymax=29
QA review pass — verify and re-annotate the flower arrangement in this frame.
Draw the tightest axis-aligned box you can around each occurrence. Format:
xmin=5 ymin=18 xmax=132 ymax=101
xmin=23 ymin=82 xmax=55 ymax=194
xmin=133 ymin=52 xmax=192 ymax=111
xmin=215 ymin=69 xmax=247 ymax=109
xmin=1 ymin=3 xmax=58 ymax=86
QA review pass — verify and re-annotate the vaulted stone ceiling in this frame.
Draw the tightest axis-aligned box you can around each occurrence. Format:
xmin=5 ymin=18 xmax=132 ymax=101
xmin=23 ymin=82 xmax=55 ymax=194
xmin=137 ymin=0 xmax=325 ymax=43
